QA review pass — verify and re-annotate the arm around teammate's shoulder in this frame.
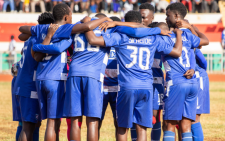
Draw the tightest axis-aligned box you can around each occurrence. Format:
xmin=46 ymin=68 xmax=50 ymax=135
xmin=168 ymin=29 xmax=183 ymax=58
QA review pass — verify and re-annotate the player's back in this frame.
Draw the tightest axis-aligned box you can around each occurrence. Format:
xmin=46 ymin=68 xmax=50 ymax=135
xmin=31 ymin=24 xmax=74 ymax=81
xmin=13 ymin=37 xmax=38 ymax=97
xmin=68 ymin=26 xmax=114 ymax=82
xmin=162 ymin=29 xmax=200 ymax=85
xmin=103 ymin=32 xmax=173 ymax=90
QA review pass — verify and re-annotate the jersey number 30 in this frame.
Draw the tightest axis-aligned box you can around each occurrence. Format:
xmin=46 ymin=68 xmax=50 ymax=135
xmin=126 ymin=46 xmax=150 ymax=70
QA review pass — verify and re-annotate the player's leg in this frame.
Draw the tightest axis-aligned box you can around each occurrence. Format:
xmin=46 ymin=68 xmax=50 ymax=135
xmin=66 ymin=118 xmax=71 ymax=141
xmin=118 ymin=127 xmax=129 ymax=141
xmin=98 ymin=91 xmax=109 ymax=139
xmin=151 ymin=110 xmax=162 ymax=141
xmin=133 ymin=89 xmax=153 ymax=141
xmin=163 ymin=83 xmax=187 ymax=141
xmin=83 ymin=77 xmax=103 ymax=141
xmin=33 ymin=122 xmax=41 ymax=141
xmin=130 ymin=123 xmax=137 ymax=141
xmin=19 ymin=121 xmax=36 ymax=141
xmin=16 ymin=122 xmax=23 ymax=141
xmin=45 ymin=118 xmax=61 ymax=141
xmin=70 ymin=116 xmax=82 ymax=141
xmin=181 ymin=83 xmax=198 ymax=141
xmin=191 ymin=114 xmax=203 ymax=141
xmin=63 ymin=76 xmax=83 ymax=141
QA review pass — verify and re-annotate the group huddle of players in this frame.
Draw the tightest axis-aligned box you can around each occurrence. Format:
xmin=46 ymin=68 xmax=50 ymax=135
xmin=11 ymin=2 xmax=210 ymax=141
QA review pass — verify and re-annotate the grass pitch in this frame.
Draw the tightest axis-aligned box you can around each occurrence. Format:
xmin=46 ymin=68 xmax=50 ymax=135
xmin=0 ymin=82 xmax=225 ymax=141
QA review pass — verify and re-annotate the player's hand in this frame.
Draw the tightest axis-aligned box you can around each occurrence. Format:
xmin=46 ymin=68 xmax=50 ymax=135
xmin=184 ymin=69 xmax=195 ymax=79
xmin=191 ymin=25 xmax=199 ymax=32
xmin=81 ymin=16 xmax=91 ymax=23
xmin=173 ymin=28 xmax=183 ymax=35
xmin=176 ymin=20 xmax=191 ymax=29
xmin=99 ymin=21 xmax=116 ymax=32
xmin=47 ymin=24 xmax=59 ymax=38
xmin=33 ymin=52 xmax=46 ymax=62
xmin=160 ymin=29 xmax=172 ymax=37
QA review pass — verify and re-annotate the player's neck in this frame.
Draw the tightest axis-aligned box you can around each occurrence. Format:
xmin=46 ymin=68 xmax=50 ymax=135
xmin=54 ymin=21 xmax=66 ymax=25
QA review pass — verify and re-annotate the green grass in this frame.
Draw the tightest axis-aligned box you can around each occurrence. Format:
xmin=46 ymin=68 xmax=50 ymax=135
xmin=0 ymin=82 xmax=225 ymax=141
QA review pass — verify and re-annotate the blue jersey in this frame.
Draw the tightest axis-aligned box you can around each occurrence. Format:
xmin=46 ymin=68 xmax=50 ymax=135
xmin=162 ymin=28 xmax=201 ymax=86
xmin=31 ymin=24 xmax=74 ymax=80
xmin=104 ymin=48 xmax=118 ymax=92
xmin=195 ymin=48 xmax=208 ymax=77
xmin=152 ymin=52 xmax=164 ymax=85
xmin=68 ymin=19 xmax=114 ymax=82
xmin=13 ymin=37 xmax=38 ymax=98
xmin=221 ymin=29 xmax=225 ymax=47
xmin=102 ymin=33 xmax=173 ymax=90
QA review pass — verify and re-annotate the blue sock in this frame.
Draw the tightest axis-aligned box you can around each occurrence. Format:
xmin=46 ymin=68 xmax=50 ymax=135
xmin=182 ymin=132 xmax=192 ymax=141
xmin=191 ymin=122 xmax=204 ymax=141
xmin=16 ymin=122 xmax=22 ymax=141
xmin=33 ymin=127 xmax=39 ymax=141
xmin=151 ymin=122 xmax=161 ymax=141
xmin=130 ymin=123 xmax=137 ymax=141
xmin=163 ymin=131 xmax=175 ymax=141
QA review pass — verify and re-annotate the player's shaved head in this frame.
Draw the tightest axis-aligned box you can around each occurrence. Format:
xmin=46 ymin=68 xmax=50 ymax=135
xmin=95 ymin=13 xmax=107 ymax=19
xmin=53 ymin=3 xmax=71 ymax=22
xmin=157 ymin=22 xmax=169 ymax=31
xmin=110 ymin=16 xmax=121 ymax=22
xmin=38 ymin=12 xmax=55 ymax=24
xmin=125 ymin=10 xmax=142 ymax=23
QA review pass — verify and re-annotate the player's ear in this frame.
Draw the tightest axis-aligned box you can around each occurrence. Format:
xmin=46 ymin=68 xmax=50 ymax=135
xmin=65 ymin=16 xmax=67 ymax=22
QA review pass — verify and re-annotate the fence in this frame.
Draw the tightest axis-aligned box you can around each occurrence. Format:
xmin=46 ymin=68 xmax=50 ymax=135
xmin=0 ymin=51 xmax=225 ymax=73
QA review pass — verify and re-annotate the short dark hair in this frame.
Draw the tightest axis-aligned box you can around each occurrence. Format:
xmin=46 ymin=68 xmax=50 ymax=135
xmin=166 ymin=2 xmax=187 ymax=19
xmin=148 ymin=22 xmax=169 ymax=30
xmin=95 ymin=13 xmax=107 ymax=18
xmin=38 ymin=12 xmax=55 ymax=24
xmin=148 ymin=22 xmax=158 ymax=28
xmin=11 ymin=35 xmax=14 ymax=39
xmin=53 ymin=3 xmax=70 ymax=21
xmin=139 ymin=3 xmax=155 ymax=12
xmin=125 ymin=10 xmax=142 ymax=23
xmin=110 ymin=16 xmax=121 ymax=22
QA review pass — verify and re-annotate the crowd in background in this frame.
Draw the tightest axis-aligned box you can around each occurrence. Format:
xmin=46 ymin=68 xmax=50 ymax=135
xmin=0 ymin=0 xmax=219 ymax=14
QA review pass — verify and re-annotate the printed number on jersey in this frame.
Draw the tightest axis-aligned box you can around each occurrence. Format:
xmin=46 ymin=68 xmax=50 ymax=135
xmin=179 ymin=47 xmax=190 ymax=68
xmin=74 ymin=30 xmax=101 ymax=52
xmin=126 ymin=46 xmax=150 ymax=70
xmin=20 ymin=46 xmax=28 ymax=68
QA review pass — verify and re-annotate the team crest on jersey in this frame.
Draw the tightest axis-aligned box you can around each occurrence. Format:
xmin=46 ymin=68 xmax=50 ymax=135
xmin=109 ymin=50 xmax=116 ymax=59
xmin=42 ymin=34 xmax=46 ymax=40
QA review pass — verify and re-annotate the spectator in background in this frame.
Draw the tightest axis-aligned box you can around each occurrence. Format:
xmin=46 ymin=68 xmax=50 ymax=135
xmin=130 ymin=0 xmax=138 ymax=10
xmin=90 ymin=0 xmax=97 ymax=12
xmin=45 ymin=0 xmax=53 ymax=11
xmin=103 ymin=0 xmax=113 ymax=13
xmin=181 ymin=0 xmax=192 ymax=12
xmin=123 ymin=0 xmax=133 ymax=13
xmin=71 ymin=0 xmax=81 ymax=13
xmin=62 ymin=0 xmax=71 ymax=7
xmin=15 ymin=0 xmax=23 ymax=12
xmin=95 ymin=0 xmax=102 ymax=13
xmin=3 ymin=0 xmax=15 ymax=12
xmin=157 ymin=0 xmax=169 ymax=13
xmin=82 ymin=0 xmax=90 ymax=13
xmin=30 ymin=0 xmax=45 ymax=12
xmin=192 ymin=0 xmax=202 ymax=13
xmin=202 ymin=0 xmax=218 ymax=13
xmin=113 ymin=0 xmax=120 ymax=13
xmin=24 ymin=0 xmax=29 ymax=12
xmin=52 ymin=0 xmax=62 ymax=6
xmin=0 ymin=0 xmax=4 ymax=11
xmin=8 ymin=35 xmax=16 ymax=69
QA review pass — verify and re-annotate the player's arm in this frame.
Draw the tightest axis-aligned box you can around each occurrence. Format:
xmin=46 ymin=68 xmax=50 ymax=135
xmin=85 ymin=31 xmax=122 ymax=47
xmin=19 ymin=26 xmax=32 ymax=35
xmin=195 ymin=48 xmax=207 ymax=70
xmin=85 ymin=31 xmax=106 ymax=46
xmin=33 ymin=39 xmax=72 ymax=54
xmin=18 ymin=33 xmax=31 ymax=41
xmin=167 ymin=29 xmax=183 ymax=57
xmin=99 ymin=21 xmax=146 ymax=32
xmin=184 ymin=49 xmax=195 ymax=79
xmin=71 ymin=16 xmax=112 ymax=34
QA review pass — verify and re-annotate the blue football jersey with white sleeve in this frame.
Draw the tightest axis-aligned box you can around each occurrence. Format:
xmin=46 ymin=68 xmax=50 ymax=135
xmin=68 ymin=19 xmax=114 ymax=82
xmin=162 ymin=28 xmax=201 ymax=86
xmin=102 ymin=33 xmax=173 ymax=90
xmin=13 ymin=37 xmax=38 ymax=98
xmin=103 ymin=48 xmax=118 ymax=92
xmin=30 ymin=24 xmax=74 ymax=80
